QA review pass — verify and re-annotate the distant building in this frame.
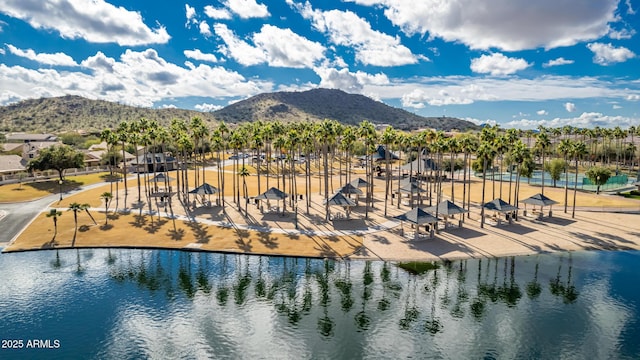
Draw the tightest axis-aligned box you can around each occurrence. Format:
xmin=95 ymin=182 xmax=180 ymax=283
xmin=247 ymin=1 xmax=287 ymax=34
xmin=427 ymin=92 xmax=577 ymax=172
xmin=22 ymin=141 xmax=62 ymax=161
xmin=5 ymin=133 xmax=58 ymax=143
xmin=132 ymin=153 xmax=178 ymax=173
xmin=0 ymin=155 xmax=27 ymax=177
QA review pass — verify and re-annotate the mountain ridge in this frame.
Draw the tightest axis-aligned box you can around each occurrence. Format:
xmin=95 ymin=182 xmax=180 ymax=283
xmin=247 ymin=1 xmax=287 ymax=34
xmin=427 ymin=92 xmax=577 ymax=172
xmin=0 ymin=89 xmax=478 ymax=133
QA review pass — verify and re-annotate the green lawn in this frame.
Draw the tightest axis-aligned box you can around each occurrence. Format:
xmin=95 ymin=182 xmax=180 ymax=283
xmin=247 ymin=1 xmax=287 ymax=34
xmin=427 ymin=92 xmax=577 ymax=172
xmin=0 ymin=172 xmax=113 ymax=202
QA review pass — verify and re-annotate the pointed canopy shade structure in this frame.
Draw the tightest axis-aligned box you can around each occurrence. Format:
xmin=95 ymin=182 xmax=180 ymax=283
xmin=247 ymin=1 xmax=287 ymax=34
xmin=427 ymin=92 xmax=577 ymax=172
xmin=399 ymin=181 xmax=426 ymax=193
xmin=425 ymin=200 xmax=468 ymax=216
xmin=325 ymin=192 xmax=357 ymax=219
xmin=520 ymin=193 xmax=559 ymax=207
xmin=394 ymin=207 xmax=440 ymax=239
xmin=255 ymin=187 xmax=288 ymax=214
xmin=325 ymin=192 xmax=357 ymax=207
xmin=394 ymin=207 xmax=439 ymax=224
xmin=520 ymin=193 xmax=558 ymax=218
xmin=255 ymin=187 xmax=288 ymax=201
xmin=189 ymin=183 xmax=219 ymax=195
xmin=483 ymin=198 xmax=518 ymax=213
xmin=338 ymin=183 xmax=363 ymax=195
xmin=149 ymin=173 xmax=175 ymax=182
xmin=350 ymin=178 xmax=369 ymax=188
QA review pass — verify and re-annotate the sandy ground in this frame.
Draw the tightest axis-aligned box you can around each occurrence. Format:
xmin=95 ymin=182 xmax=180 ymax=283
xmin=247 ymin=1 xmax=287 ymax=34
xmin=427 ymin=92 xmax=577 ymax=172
xmin=3 ymin=167 xmax=640 ymax=261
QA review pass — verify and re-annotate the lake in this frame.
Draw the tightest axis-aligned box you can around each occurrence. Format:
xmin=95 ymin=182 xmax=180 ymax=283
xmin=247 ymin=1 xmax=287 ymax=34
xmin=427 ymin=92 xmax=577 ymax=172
xmin=1 ymin=248 xmax=639 ymax=359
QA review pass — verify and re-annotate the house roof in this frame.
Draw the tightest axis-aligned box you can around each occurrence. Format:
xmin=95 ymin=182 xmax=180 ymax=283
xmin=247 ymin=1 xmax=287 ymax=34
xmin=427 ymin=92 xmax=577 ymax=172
xmin=0 ymin=143 xmax=25 ymax=153
xmin=0 ymin=155 xmax=27 ymax=173
xmin=133 ymin=153 xmax=176 ymax=164
xmin=6 ymin=133 xmax=57 ymax=142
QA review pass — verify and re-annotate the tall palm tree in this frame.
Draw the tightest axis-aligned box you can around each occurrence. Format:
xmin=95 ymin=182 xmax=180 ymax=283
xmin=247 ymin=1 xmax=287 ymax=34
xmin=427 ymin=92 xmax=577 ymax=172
xmin=459 ymin=133 xmax=478 ymax=219
xmin=494 ymin=134 xmax=509 ymax=199
xmin=68 ymin=202 xmax=84 ymax=246
xmin=100 ymin=192 xmax=113 ymax=225
xmin=570 ymin=141 xmax=587 ymax=219
xmin=238 ymin=165 xmax=250 ymax=213
xmin=358 ymin=120 xmax=377 ymax=220
xmin=381 ymin=126 xmax=396 ymax=216
xmin=535 ymin=131 xmax=551 ymax=195
xmin=116 ymin=121 xmax=130 ymax=204
xmin=447 ymin=136 xmax=459 ymax=202
xmin=557 ymin=139 xmax=573 ymax=213
xmin=477 ymin=142 xmax=496 ymax=229
xmin=100 ymin=128 xmax=120 ymax=210
xmin=46 ymin=209 xmax=62 ymax=240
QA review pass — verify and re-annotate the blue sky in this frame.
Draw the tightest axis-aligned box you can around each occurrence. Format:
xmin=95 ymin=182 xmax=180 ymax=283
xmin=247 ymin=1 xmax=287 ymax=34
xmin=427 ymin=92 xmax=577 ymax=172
xmin=1 ymin=0 xmax=639 ymax=129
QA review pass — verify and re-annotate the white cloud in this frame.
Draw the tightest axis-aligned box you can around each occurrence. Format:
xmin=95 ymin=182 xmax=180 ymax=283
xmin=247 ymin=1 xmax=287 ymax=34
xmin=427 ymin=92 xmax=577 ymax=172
xmin=537 ymin=110 xmax=548 ymax=115
xmin=587 ymin=43 xmax=636 ymax=65
xmin=184 ymin=49 xmax=218 ymax=63
xmin=195 ymin=103 xmax=223 ymax=112
xmin=625 ymin=0 xmax=636 ymax=14
xmin=225 ymin=0 xmax=270 ymax=19
xmin=402 ymin=88 xmax=474 ymax=107
xmin=627 ymin=94 xmax=640 ymax=101
xmin=612 ymin=104 xmax=622 ymax=109
xmin=204 ymin=5 xmax=232 ymax=20
xmin=185 ymin=4 xmax=197 ymax=27
xmin=347 ymin=0 xmax=618 ymax=51
xmin=564 ymin=102 xmax=576 ymax=112
xmin=0 ymin=49 xmax=273 ymax=107
xmin=0 ymin=48 xmax=5 ymax=55
xmin=313 ymin=66 xmax=389 ymax=93
xmin=214 ymin=24 xmax=325 ymax=68
xmin=160 ymin=104 xmax=177 ymax=109
xmin=543 ymin=57 xmax=574 ymax=67
xmin=0 ymin=0 xmax=170 ymax=46
xmin=608 ymin=28 xmax=636 ymax=39
xmin=505 ymin=112 xmax=640 ymax=130
xmin=292 ymin=2 xmax=423 ymax=66
xmin=0 ymin=20 xmax=7 ymax=32
xmin=6 ymin=44 xmax=78 ymax=66
xmin=199 ymin=21 xmax=212 ymax=37
xmin=470 ymin=53 xmax=531 ymax=76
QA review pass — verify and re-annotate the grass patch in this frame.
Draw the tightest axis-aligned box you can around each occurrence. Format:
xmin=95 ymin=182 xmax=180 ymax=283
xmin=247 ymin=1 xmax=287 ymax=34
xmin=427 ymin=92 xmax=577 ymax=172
xmin=618 ymin=190 xmax=640 ymax=200
xmin=397 ymin=261 xmax=440 ymax=275
xmin=0 ymin=172 xmax=110 ymax=202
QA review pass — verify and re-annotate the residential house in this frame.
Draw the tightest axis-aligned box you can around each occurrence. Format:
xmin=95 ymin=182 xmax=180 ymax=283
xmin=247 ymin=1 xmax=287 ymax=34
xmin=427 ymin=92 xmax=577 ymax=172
xmin=0 ymin=154 xmax=27 ymax=179
xmin=5 ymin=133 xmax=58 ymax=143
xmin=132 ymin=153 xmax=178 ymax=173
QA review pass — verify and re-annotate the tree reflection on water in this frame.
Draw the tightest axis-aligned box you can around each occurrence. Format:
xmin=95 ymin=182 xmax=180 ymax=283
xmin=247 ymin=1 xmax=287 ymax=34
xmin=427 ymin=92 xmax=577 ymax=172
xmin=57 ymin=249 xmax=584 ymax=337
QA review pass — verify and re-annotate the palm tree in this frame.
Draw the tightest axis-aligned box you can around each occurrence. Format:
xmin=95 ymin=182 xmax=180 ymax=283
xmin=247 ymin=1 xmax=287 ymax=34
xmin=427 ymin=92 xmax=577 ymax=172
xmin=100 ymin=192 xmax=113 ymax=225
xmin=535 ymin=131 xmax=551 ymax=195
xmin=557 ymin=139 xmax=573 ymax=213
xmin=238 ymin=165 xmax=250 ymax=214
xmin=358 ymin=120 xmax=377 ymax=220
xmin=477 ymin=142 xmax=496 ymax=228
xmin=46 ymin=209 xmax=62 ymax=240
xmin=116 ymin=121 xmax=130 ymax=206
xmin=459 ymin=134 xmax=478 ymax=219
xmin=101 ymin=128 xmax=120 ymax=210
xmin=494 ymin=134 xmax=509 ymax=199
xmin=68 ymin=202 xmax=84 ymax=246
xmin=319 ymin=120 xmax=337 ymax=221
xmin=381 ymin=126 xmax=396 ymax=216
xmin=570 ymin=141 xmax=587 ymax=218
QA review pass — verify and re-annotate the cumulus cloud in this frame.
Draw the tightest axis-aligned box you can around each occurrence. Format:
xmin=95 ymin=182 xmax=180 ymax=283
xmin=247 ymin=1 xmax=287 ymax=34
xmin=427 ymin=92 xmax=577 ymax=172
xmin=199 ymin=21 xmax=212 ymax=37
xmin=470 ymin=53 xmax=531 ymax=76
xmin=313 ymin=66 xmax=389 ymax=93
xmin=608 ymin=28 xmax=636 ymax=40
xmin=587 ymin=43 xmax=636 ymax=65
xmin=184 ymin=49 xmax=218 ymax=63
xmin=627 ymin=94 xmax=640 ymax=101
xmin=195 ymin=103 xmax=223 ymax=112
xmin=6 ymin=44 xmax=78 ymax=66
xmin=185 ymin=4 xmax=197 ymax=27
xmin=160 ymin=104 xmax=177 ymax=109
xmin=204 ymin=0 xmax=269 ymax=19
xmin=346 ymin=0 xmax=618 ymax=51
xmin=204 ymin=5 xmax=232 ymax=19
xmin=0 ymin=48 xmax=272 ymax=107
xmin=543 ymin=57 xmax=574 ymax=68
xmin=537 ymin=110 xmax=548 ymax=115
xmin=214 ymin=24 xmax=325 ymax=68
xmin=0 ymin=48 xmax=5 ymax=55
xmin=564 ymin=102 xmax=576 ymax=112
xmin=0 ymin=0 xmax=170 ymax=46
xmin=625 ymin=0 xmax=636 ymax=14
xmin=291 ymin=1 xmax=424 ymax=66
xmin=402 ymin=88 xmax=474 ymax=108
xmin=612 ymin=104 xmax=622 ymax=109
xmin=505 ymin=112 xmax=640 ymax=130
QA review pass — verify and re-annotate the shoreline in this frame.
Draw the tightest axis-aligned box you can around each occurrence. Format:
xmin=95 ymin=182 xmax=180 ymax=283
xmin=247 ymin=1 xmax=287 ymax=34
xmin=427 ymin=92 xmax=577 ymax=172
xmin=2 ymin=171 xmax=639 ymax=262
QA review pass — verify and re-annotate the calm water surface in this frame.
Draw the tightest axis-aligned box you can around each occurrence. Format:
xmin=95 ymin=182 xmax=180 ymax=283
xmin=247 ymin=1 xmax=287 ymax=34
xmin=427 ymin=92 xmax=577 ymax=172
xmin=1 ymin=248 xmax=639 ymax=359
